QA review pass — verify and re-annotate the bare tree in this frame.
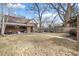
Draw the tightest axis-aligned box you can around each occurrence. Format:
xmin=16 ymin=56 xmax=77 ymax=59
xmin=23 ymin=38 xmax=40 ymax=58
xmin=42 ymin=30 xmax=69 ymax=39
xmin=49 ymin=3 xmax=76 ymax=27
xmin=0 ymin=3 xmax=12 ymax=35
xmin=27 ymin=3 xmax=48 ymax=32
xmin=1 ymin=4 xmax=5 ymax=35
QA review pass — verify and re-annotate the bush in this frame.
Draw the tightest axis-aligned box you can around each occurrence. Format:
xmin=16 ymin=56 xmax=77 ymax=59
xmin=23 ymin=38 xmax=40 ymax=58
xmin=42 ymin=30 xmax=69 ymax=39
xmin=69 ymin=29 xmax=77 ymax=36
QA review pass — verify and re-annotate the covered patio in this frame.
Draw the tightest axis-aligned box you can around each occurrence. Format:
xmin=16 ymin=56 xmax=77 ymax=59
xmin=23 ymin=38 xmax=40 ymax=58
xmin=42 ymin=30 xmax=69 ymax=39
xmin=0 ymin=14 xmax=36 ymax=34
xmin=4 ymin=22 xmax=35 ymax=34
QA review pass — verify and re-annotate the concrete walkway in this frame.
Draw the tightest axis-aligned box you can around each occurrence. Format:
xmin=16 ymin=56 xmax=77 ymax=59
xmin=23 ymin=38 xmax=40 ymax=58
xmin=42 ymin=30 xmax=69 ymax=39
xmin=22 ymin=33 xmax=77 ymax=42
xmin=8 ymin=33 xmax=77 ymax=42
xmin=43 ymin=34 xmax=77 ymax=42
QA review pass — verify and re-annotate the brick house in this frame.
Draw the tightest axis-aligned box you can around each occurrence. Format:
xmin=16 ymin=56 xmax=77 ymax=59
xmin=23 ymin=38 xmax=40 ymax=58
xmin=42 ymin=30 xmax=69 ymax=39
xmin=0 ymin=14 xmax=37 ymax=34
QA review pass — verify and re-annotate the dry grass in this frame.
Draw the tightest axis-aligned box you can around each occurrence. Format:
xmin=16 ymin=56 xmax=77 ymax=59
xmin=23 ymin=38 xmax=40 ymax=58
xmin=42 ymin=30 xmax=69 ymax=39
xmin=0 ymin=33 xmax=79 ymax=56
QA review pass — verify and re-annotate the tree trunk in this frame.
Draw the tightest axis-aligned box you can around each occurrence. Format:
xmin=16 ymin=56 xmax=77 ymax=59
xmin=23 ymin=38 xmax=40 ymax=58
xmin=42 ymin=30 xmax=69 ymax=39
xmin=1 ymin=17 xmax=5 ymax=35
xmin=1 ymin=4 xmax=5 ymax=36
xmin=77 ymin=14 xmax=79 ymax=41
xmin=39 ymin=17 xmax=42 ymax=32
xmin=65 ymin=3 xmax=71 ymax=27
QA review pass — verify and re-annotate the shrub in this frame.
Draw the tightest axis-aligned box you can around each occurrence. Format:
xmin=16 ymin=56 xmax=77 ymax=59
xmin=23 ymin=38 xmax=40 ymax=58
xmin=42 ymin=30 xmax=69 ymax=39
xmin=69 ymin=29 xmax=77 ymax=37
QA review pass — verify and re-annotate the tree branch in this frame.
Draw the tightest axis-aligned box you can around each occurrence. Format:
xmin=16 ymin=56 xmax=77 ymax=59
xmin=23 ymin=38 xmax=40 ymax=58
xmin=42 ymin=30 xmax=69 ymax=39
xmin=50 ymin=3 xmax=64 ymax=22
xmin=58 ymin=3 xmax=67 ymax=12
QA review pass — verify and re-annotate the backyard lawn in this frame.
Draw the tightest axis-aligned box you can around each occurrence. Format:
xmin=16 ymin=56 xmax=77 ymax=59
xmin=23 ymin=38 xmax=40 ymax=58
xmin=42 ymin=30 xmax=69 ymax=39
xmin=0 ymin=33 xmax=79 ymax=56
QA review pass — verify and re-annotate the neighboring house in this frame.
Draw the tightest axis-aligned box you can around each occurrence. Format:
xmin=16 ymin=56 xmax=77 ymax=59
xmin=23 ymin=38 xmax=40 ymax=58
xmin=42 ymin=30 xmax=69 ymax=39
xmin=0 ymin=14 xmax=37 ymax=34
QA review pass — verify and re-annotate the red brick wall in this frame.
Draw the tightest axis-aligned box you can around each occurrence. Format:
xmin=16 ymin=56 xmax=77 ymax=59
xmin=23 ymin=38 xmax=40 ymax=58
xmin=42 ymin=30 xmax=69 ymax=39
xmin=5 ymin=25 xmax=34 ymax=34
xmin=5 ymin=26 xmax=18 ymax=34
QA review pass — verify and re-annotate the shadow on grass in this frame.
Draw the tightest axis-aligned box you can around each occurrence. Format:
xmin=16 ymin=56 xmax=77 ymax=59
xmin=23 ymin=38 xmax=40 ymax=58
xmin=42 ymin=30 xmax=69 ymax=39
xmin=49 ymin=37 xmax=79 ymax=51
xmin=61 ymin=34 xmax=77 ymax=40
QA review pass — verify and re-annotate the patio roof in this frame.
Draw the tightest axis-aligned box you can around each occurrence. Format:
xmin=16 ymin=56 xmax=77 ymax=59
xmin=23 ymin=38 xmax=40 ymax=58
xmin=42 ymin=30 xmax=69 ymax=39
xmin=5 ymin=22 xmax=35 ymax=27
